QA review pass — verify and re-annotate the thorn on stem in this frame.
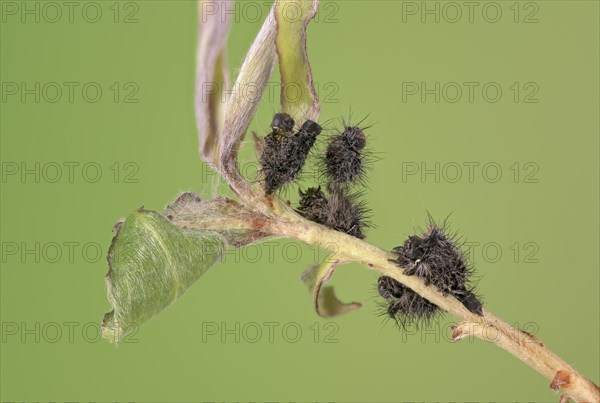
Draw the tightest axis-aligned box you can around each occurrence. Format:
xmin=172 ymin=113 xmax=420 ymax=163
xmin=550 ymin=370 xmax=573 ymax=392
xmin=451 ymin=324 xmax=465 ymax=341
xmin=451 ymin=322 xmax=476 ymax=341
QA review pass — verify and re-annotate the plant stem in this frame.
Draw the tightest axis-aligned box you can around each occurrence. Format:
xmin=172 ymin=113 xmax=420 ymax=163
xmin=262 ymin=214 xmax=600 ymax=402
xmin=172 ymin=193 xmax=599 ymax=401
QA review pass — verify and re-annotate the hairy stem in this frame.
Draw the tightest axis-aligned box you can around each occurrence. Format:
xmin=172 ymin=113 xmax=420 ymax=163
xmin=264 ymin=216 xmax=600 ymax=402
xmin=171 ymin=194 xmax=599 ymax=401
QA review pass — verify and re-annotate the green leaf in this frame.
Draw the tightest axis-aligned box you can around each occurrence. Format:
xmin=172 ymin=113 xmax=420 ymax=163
xmin=275 ymin=0 xmax=320 ymax=121
xmin=301 ymin=259 xmax=362 ymax=318
xmin=102 ymin=208 xmax=225 ymax=343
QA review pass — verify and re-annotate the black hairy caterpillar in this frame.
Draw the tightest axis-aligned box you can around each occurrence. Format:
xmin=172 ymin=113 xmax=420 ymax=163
xmin=259 ymin=113 xmax=322 ymax=195
xmin=297 ymin=186 xmax=329 ymax=225
xmin=378 ymin=221 xmax=483 ymax=327
xmin=296 ymin=116 xmax=372 ymax=238
xmin=326 ymin=184 xmax=369 ymax=239
xmin=377 ymin=276 xmax=439 ymax=325
xmin=297 ymin=184 xmax=370 ymax=239
xmin=322 ymin=120 xmax=371 ymax=186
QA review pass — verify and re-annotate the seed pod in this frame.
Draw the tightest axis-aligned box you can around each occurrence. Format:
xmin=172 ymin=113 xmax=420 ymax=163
xmin=379 ymin=221 xmax=483 ymax=328
xmin=260 ymin=115 xmax=322 ymax=195
xmin=324 ymin=124 xmax=369 ymax=186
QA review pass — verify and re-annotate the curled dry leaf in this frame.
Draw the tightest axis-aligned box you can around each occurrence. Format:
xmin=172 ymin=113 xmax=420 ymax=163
xmin=218 ymin=4 xmax=278 ymax=196
xmin=301 ymin=259 xmax=362 ymax=317
xmin=275 ymin=0 xmax=321 ymax=122
xmin=196 ymin=0 xmax=232 ymax=166
xmin=196 ymin=0 xmax=322 ymax=199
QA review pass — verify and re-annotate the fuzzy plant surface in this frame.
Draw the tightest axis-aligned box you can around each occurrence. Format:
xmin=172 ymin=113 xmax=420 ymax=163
xmin=100 ymin=1 xmax=600 ymax=402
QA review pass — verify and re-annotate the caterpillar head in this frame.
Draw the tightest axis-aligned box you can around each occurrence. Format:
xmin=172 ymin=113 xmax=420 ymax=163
xmin=299 ymin=119 xmax=322 ymax=139
xmin=342 ymin=126 xmax=366 ymax=151
xmin=271 ymin=113 xmax=295 ymax=136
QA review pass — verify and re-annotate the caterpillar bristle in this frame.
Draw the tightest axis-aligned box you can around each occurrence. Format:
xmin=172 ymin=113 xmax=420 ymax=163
xmin=297 ymin=186 xmax=329 ymax=225
xmin=326 ymin=184 xmax=370 ymax=239
xmin=376 ymin=276 xmax=441 ymax=328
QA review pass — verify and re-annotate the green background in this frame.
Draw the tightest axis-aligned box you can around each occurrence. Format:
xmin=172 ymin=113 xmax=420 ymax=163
xmin=1 ymin=1 xmax=598 ymax=401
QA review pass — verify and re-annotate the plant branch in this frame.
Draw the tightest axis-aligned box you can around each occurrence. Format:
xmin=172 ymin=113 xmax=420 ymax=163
xmin=267 ymin=216 xmax=599 ymax=402
xmin=171 ymin=197 xmax=599 ymax=402
xmin=271 ymin=218 xmax=600 ymax=402
xmin=191 ymin=3 xmax=598 ymax=397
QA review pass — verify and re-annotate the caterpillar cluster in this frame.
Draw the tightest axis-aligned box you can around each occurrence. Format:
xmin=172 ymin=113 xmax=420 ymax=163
xmin=298 ymin=120 xmax=372 ymax=238
xmin=258 ymin=113 xmax=484 ymax=332
xmin=259 ymin=113 xmax=322 ymax=195
xmin=378 ymin=222 xmax=483 ymax=327
xmin=297 ymin=184 xmax=369 ymax=239
xmin=258 ymin=112 xmax=371 ymax=238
